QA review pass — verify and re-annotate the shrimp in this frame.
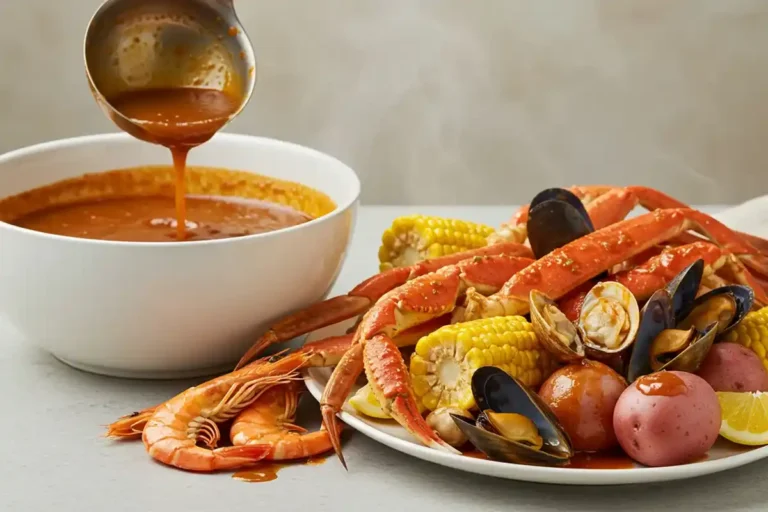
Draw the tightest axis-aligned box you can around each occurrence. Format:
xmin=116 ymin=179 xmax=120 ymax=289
xmin=105 ymin=333 xmax=359 ymax=441
xmin=106 ymin=404 xmax=162 ymax=440
xmin=230 ymin=380 xmax=333 ymax=460
xmin=141 ymin=350 xmax=313 ymax=472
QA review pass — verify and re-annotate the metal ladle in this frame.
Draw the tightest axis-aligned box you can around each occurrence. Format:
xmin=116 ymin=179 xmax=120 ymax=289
xmin=83 ymin=0 xmax=256 ymax=144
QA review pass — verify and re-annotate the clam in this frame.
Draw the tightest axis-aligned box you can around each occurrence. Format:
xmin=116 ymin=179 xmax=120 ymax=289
xmin=529 ymin=289 xmax=585 ymax=362
xmin=529 ymin=281 xmax=641 ymax=364
xmin=526 ymin=188 xmax=594 ymax=259
xmin=577 ymin=281 xmax=640 ymax=355
xmin=627 ymin=260 xmax=755 ymax=382
xmin=451 ymin=367 xmax=572 ymax=465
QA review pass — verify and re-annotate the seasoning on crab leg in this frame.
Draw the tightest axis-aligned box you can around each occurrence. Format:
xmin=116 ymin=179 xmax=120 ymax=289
xmin=492 ymin=185 xmax=768 ymax=277
xmin=321 ymin=208 xmax=768 ymax=465
xmin=557 ymin=241 xmax=768 ymax=320
xmin=234 ymin=243 xmax=534 ymax=370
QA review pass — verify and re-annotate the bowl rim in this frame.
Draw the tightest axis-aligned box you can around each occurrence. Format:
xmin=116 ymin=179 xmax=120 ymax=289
xmin=0 ymin=132 xmax=361 ymax=248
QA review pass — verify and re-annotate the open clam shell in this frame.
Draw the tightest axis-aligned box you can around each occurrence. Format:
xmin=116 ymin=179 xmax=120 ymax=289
xmin=527 ymin=188 xmax=594 ymax=259
xmin=529 ymin=290 xmax=585 ymax=362
xmin=577 ymin=281 xmax=640 ymax=355
xmin=452 ymin=367 xmax=573 ymax=465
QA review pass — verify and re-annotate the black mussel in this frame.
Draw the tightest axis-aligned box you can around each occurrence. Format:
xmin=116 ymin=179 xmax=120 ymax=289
xmin=648 ymin=322 xmax=719 ymax=373
xmin=664 ymin=259 xmax=704 ymax=323
xmin=626 ymin=281 xmax=752 ymax=382
xmin=453 ymin=367 xmax=572 ymax=465
xmin=527 ymin=189 xmax=594 ymax=259
xmin=529 ymin=187 xmax=595 ymax=232
xmin=678 ymin=285 xmax=754 ymax=336
xmin=627 ymin=289 xmax=675 ymax=382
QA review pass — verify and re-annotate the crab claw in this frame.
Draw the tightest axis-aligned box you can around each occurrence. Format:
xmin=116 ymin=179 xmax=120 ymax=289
xmin=364 ymin=334 xmax=460 ymax=454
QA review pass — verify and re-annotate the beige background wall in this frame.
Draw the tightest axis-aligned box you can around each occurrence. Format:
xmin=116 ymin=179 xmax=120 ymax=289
xmin=1 ymin=0 xmax=767 ymax=205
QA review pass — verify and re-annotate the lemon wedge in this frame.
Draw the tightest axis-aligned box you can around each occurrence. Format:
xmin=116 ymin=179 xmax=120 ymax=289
xmin=348 ymin=384 xmax=391 ymax=419
xmin=717 ymin=391 xmax=768 ymax=445
xmin=347 ymin=383 xmax=427 ymax=419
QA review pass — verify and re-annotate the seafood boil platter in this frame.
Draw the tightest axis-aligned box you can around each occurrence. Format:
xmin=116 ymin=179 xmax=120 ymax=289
xmin=6 ymin=0 xmax=768 ymax=489
xmin=84 ymin=186 xmax=768 ymax=485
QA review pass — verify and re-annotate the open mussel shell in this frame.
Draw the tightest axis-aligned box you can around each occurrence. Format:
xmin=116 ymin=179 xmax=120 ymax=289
xmin=626 ymin=289 xmax=675 ymax=382
xmin=527 ymin=189 xmax=594 ymax=259
xmin=664 ymin=259 xmax=704 ymax=324
xmin=678 ymin=285 xmax=754 ymax=336
xmin=577 ymin=281 xmax=640 ymax=355
xmin=651 ymin=322 xmax=719 ymax=373
xmin=529 ymin=290 xmax=585 ymax=362
xmin=453 ymin=367 xmax=573 ymax=465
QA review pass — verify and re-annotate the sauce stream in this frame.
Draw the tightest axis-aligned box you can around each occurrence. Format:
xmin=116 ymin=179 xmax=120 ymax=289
xmin=107 ymin=87 xmax=242 ymax=240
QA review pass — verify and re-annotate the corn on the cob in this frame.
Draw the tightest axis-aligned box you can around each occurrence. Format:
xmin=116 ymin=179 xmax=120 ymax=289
xmin=409 ymin=316 xmax=558 ymax=412
xmin=378 ymin=215 xmax=495 ymax=272
xmin=723 ymin=306 xmax=768 ymax=372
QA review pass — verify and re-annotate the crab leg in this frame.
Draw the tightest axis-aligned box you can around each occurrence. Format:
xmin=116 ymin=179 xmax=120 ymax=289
xmin=557 ymin=241 xmax=768 ymax=320
xmin=234 ymin=242 xmax=533 ymax=370
xmin=320 ymin=254 xmax=536 ymax=465
xmin=491 ymin=185 xmax=768 ymax=274
xmin=464 ymin=208 xmax=768 ymax=321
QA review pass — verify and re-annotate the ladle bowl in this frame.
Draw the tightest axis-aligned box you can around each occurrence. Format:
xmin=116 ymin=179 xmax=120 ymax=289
xmin=83 ymin=0 xmax=256 ymax=144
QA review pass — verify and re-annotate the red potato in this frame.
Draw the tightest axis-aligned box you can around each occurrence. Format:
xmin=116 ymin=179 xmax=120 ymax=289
xmin=613 ymin=371 xmax=721 ymax=467
xmin=695 ymin=342 xmax=768 ymax=392
xmin=538 ymin=359 xmax=627 ymax=452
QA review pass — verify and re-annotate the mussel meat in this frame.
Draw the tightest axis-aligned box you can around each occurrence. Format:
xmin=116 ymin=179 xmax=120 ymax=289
xmin=529 ymin=289 xmax=585 ymax=362
xmin=577 ymin=281 xmax=640 ymax=354
xmin=678 ymin=285 xmax=754 ymax=335
xmin=476 ymin=410 xmax=544 ymax=450
xmin=526 ymin=188 xmax=594 ymax=259
xmin=451 ymin=366 xmax=572 ymax=465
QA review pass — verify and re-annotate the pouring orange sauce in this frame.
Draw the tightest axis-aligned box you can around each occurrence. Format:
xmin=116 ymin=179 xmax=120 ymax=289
xmin=106 ymin=87 xmax=242 ymax=240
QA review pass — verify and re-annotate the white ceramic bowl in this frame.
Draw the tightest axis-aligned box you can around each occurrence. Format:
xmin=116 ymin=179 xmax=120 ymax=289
xmin=0 ymin=133 xmax=360 ymax=379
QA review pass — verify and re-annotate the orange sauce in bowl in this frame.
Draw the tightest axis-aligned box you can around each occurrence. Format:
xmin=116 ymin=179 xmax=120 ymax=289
xmin=0 ymin=166 xmax=336 ymax=242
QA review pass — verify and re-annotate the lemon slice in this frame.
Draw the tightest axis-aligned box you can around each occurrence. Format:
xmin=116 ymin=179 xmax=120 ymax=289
xmin=717 ymin=391 xmax=768 ymax=445
xmin=348 ymin=384 xmax=391 ymax=419
xmin=347 ymin=383 xmax=427 ymax=419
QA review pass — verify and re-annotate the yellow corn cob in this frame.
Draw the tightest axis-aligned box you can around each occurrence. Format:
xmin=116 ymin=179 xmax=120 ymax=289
xmin=378 ymin=215 xmax=495 ymax=272
xmin=723 ymin=306 xmax=768 ymax=372
xmin=409 ymin=316 xmax=558 ymax=412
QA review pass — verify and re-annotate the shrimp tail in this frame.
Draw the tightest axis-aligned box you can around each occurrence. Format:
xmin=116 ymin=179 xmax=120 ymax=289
xmin=210 ymin=444 xmax=272 ymax=470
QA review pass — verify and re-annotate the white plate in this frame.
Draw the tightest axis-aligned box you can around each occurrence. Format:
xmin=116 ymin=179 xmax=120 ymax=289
xmin=303 ymin=318 xmax=768 ymax=485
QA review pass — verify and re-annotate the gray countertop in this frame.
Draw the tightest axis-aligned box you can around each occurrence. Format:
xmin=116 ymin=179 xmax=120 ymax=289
xmin=3 ymin=205 xmax=767 ymax=512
